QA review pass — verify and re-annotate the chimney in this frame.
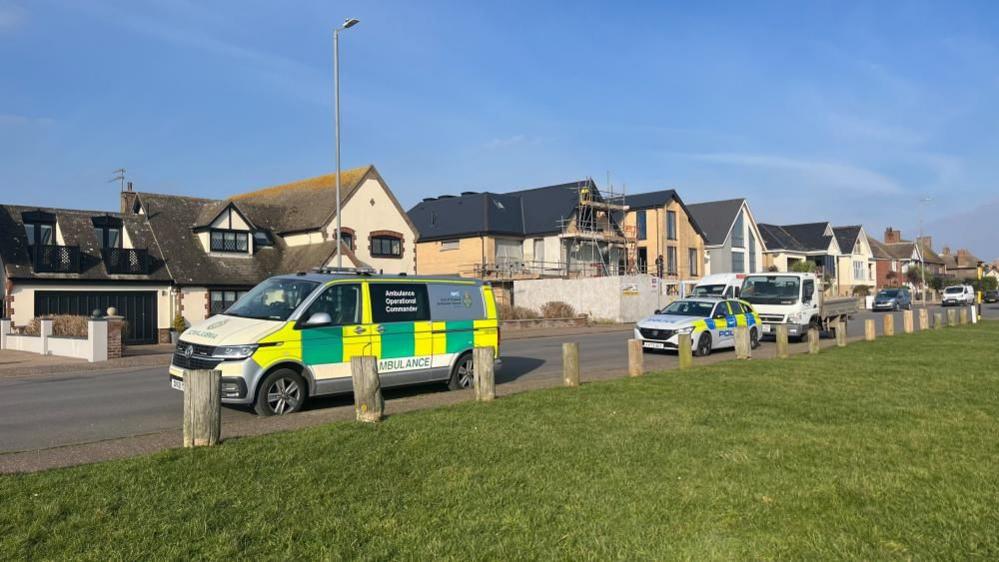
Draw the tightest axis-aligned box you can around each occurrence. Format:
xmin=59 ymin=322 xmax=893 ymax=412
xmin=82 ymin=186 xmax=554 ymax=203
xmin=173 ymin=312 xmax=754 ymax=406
xmin=884 ymin=227 xmax=901 ymax=244
xmin=957 ymin=248 xmax=969 ymax=258
xmin=917 ymin=235 xmax=933 ymax=252
xmin=120 ymin=181 xmax=138 ymax=214
xmin=941 ymin=245 xmax=951 ymax=256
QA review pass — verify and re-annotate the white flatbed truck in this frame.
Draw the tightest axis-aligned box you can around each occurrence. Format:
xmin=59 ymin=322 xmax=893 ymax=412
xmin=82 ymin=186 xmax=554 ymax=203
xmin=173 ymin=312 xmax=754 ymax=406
xmin=739 ymin=272 xmax=858 ymax=340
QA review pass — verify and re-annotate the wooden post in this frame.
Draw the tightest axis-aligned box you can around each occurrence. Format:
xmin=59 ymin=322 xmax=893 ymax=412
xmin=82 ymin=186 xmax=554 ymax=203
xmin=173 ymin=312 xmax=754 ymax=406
xmin=918 ymin=308 xmax=928 ymax=331
xmin=183 ymin=369 xmax=221 ymax=447
xmin=903 ymin=310 xmax=914 ymax=334
xmin=883 ymin=314 xmax=895 ymax=337
xmin=562 ymin=342 xmax=580 ymax=387
xmin=948 ymin=309 xmax=957 ymax=327
xmin=734 ymin=326 xmax=751 ymax=359
xmin=864 ymin=319 xmax=876 ymax=342
xmin=934 ymin=312 xmax=943 ymax=330
xmin=473 ymin=347 xmax=496 ymax=401
xmin=627 ymin=339 xmax=643 ymax=377
xmin=835 ymin=319 xmax=847 ymax=347
xmin=350 ymin=356 xmax=384 ymax=422
xmin=677 ymin=333 xmax=693 ymax=369
xmin=807 ymin=327 xmax=820 ymax=354
xmin=775 ymin=325 xmax=790 ymax=358
xmin=959 ymin=308 xmax=968 ymax=325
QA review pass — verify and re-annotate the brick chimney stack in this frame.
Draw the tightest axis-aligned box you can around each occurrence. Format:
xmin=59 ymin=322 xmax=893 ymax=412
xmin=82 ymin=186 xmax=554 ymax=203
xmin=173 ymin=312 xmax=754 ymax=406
xmin=884 ymin=227 xmax=901 ymax=244
xmin=917 ymin=236 xmax=933 ymax=252
xmin=120 ymin=181 xmax=137 ymax=214
xmin=957 ymin=248 xmax=970 ymax=258
xmin=941 ymin=245 xmax=951 ymax=256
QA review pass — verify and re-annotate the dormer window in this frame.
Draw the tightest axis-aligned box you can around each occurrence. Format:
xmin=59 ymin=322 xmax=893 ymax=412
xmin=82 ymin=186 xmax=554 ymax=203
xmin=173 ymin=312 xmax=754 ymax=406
xmin=211 ymin=229 xmax=249 ymax=253
xmin=22 ymin=210 xmax=55 ymax=247
xmin=253 ymin=231 xmax=274 ymax=247
xmin=92 ymin=216 xmax=123 ymax=249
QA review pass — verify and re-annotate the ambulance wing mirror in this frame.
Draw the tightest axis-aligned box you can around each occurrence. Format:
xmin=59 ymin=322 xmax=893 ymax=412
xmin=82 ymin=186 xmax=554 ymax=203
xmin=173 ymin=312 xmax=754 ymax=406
xmin=304 ymin=312 xmax=332 ymax=327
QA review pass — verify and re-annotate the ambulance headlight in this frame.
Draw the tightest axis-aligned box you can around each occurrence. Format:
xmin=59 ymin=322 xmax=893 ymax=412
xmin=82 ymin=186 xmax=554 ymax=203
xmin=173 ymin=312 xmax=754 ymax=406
xmin=212 ymin=344 xmax=258 ymax=360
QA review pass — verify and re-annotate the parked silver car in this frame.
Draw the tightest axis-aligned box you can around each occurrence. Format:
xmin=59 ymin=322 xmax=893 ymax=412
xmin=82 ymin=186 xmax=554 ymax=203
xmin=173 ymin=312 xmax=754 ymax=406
xmin=872 ymin=288 xmax=912 ymax=311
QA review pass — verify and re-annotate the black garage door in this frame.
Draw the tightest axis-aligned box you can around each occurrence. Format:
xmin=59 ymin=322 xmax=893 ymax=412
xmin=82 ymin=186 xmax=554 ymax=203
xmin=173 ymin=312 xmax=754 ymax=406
xmin=34 ymin=291 xmax=158 ymax=345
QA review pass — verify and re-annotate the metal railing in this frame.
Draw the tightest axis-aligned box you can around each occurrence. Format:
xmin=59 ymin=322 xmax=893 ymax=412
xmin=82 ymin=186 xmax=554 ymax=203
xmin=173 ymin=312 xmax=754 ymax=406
xmin=32 ymin=245 xmax=80 ymax=273
xmin=463 ymin=260 xmax=626 ymax=280
xmin=102 ymin=248 xmax=150 ymax=275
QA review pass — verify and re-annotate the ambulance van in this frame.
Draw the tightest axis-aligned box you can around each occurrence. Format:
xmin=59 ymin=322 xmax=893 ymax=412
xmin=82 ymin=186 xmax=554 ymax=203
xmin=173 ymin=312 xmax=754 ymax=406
xmin=169 ymin=270 xmax=500 ymax=415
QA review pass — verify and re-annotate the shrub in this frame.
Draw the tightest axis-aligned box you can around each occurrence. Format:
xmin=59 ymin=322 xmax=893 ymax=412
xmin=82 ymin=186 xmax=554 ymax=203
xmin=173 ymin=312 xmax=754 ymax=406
xmin=540 ymin=301 xmax=576 ymax=319
xmin=496 ymin=303 xmax=539 ymax=320
xmin=24 ymin=315 xmax=90 ymax=338
xmin=172 ymin=313 xmax=187 ymax=333
xmin=791 ymin=261 xmax=816 ymax=273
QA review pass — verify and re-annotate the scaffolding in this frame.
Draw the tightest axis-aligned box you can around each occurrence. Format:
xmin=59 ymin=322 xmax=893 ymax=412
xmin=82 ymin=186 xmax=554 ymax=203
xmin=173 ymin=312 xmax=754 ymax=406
xmin=556 ymin=178 xmax=631 ymax=276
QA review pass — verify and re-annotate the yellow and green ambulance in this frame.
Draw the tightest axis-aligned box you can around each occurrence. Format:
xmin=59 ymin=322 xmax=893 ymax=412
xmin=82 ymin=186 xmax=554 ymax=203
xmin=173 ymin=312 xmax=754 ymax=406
xmin=169 ymin=271 xmax=500 ymax=415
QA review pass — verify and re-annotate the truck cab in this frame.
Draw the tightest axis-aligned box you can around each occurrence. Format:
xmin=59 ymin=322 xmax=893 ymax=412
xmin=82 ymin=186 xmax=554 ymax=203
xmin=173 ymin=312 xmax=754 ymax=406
xmin=739 ymin=272 xmax=856 ymax=340
xmin=691 ymin=273 xmax=746 ymax=299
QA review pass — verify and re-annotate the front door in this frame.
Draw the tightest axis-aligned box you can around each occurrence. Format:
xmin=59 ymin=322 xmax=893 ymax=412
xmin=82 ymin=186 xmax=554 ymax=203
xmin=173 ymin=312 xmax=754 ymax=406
xmin=298 ymin=283 xmax=371 ymax=381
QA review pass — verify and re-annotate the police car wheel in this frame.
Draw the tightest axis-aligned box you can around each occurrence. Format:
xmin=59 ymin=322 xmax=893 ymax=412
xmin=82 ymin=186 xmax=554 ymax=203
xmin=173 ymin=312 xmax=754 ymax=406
xmin=694 ymin=333 xmax=712 ymax=357
xmin=750 ymin=328 xmax=760 ymax=349
xmin=448 ymin=352 xmax=475 ymax=391
xmin=254 ymin=369 xmax=306 ymax=416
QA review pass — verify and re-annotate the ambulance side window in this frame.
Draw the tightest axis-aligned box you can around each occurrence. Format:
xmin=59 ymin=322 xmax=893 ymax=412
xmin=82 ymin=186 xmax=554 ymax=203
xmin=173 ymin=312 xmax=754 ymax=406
xmin=303 ymin=284 xmax=361 ymax=326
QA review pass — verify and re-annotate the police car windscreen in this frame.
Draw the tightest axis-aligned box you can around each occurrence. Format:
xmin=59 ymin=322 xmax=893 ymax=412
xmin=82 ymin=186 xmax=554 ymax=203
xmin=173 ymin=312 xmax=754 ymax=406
xmin=740 ymin=275 xmax=800 ymax=305
xmin=661 ymin=300 xmax=715 ymax=316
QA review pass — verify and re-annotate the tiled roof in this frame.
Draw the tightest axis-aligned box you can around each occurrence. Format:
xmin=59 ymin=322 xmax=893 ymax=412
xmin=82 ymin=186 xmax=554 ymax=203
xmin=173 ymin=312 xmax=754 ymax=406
xmin=232 ymin=165 xmax=373 ymax=234
xmin=780 ymin=222 xmax=834 ymax=253
xmin=0 ymin=204 xmax=172 ymax=282
xmin=686 ymin=198 xmax=746 ymax=246
xmin=832 ymin=226 xmax=862 ymax=253
xmin=619 ymin=189 xmax=706 ymax=239
xmin=408 ymin=179 xmax=625 ymax=242
xmin=758 ymin=223 xmax=807 ymax=252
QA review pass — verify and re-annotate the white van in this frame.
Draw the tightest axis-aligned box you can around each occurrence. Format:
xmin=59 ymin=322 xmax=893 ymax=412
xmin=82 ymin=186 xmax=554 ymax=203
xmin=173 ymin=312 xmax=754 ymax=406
xmin=691 ymin=273 xmax=745 ymax=299
xmin=941 ymin=285 xmax=975 ymax=307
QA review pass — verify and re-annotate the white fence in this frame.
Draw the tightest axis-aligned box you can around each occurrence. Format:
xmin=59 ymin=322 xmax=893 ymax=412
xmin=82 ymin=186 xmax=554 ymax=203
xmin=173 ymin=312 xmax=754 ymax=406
xmin=513 ymin=275 xmax=688 ymax=323
xmin=0 ymin=319 xmax=109 ymax=362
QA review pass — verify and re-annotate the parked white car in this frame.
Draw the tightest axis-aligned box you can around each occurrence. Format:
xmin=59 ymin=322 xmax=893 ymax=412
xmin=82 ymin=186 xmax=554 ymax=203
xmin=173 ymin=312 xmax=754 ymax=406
xmin=941 ymin=285 xmax=975 ymax=307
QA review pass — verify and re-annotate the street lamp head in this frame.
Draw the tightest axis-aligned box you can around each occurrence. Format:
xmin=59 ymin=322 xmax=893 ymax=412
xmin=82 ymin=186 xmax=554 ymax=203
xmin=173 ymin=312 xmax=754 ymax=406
xmin=342 ymin=18 xmax=360 ymax=29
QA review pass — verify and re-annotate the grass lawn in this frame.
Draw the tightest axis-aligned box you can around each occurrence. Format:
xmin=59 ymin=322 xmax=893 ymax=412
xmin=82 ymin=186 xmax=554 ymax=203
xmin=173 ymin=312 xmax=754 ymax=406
xmin=2 ymin=323 xmax=999 ymax=560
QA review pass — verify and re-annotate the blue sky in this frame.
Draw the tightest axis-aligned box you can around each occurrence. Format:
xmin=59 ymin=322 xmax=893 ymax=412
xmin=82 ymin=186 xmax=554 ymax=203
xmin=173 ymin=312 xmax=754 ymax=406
xmin=1 ymin=0 xmax=997 ymax=260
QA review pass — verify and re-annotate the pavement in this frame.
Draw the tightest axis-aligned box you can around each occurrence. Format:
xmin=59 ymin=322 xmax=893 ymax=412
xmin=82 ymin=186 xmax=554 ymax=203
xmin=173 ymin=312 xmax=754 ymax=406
xmin=1 ymin=303 xmax=994 ymax=474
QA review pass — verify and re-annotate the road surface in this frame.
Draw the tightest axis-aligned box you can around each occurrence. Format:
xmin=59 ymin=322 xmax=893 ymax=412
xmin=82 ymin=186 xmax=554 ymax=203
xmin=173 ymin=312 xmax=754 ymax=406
xmin=1 ymin=304 xmax=993 ymax=456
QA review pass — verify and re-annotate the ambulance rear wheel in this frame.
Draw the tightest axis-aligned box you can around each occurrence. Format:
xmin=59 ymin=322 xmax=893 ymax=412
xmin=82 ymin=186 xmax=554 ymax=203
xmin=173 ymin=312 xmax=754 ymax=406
xmin=448 ymin=352 xmax=475 ymax=391
xmin=254 ymin=369 xmax=306 ymax=416
xmin=694 ymin=333 xmax=712 ymax=357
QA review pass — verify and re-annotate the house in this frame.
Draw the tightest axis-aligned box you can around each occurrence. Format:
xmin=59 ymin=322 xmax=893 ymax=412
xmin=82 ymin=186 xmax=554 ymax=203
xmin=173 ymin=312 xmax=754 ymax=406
xmin=939 ymin=247 xmax=983 ymax=280
xmin=618 ymin=190 xmax=706 ymax=282
xmin=408 ymin=179 xmax=627 ymax=281
xmin=1 ymin=165 xmax=417 ymax=344
xmin=685 ymin=199 xmax=765 ymax=275
xmin=832 ymin=225 xmax=877 ymax=295
xmin=871 ymin=228 xmax=926 ymax=288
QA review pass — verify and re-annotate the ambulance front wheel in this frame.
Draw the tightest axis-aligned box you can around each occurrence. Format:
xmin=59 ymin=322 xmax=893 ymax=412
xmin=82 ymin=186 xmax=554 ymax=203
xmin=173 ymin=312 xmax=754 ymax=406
xmin=254 ymin=369 xmax=307 ymax=416
xmin=447 ymin=352 xmax=475 ymax=391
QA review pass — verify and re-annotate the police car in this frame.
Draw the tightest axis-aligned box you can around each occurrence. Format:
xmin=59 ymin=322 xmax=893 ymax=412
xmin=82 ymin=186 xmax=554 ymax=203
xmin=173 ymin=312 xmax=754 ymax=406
xmin=635 ymin=297 xmax=761 ymax=356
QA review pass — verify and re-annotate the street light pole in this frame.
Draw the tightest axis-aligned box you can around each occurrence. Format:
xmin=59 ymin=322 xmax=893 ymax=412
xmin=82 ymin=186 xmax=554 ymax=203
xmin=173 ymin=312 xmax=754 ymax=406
xmin=334 ymin=18 xmax=360 ymax=268
xmin=917 ymin=196 xmax=931 ymax=302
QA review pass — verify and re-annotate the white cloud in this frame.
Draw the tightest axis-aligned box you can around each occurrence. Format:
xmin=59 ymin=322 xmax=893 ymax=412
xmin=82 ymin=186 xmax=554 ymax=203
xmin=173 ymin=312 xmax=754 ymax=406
xmin=0 ymin=2 xmax=26 ymax=31
xmin=674 ymin=152 xmax=904 ymax=195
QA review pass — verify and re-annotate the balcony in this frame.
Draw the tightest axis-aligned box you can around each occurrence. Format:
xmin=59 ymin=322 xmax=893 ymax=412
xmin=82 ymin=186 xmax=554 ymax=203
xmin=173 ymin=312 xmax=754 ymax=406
xmin=102 ymin=248 xmax=150 ymax=275
xmin=31 ymin=245 xmax=80 ymax=273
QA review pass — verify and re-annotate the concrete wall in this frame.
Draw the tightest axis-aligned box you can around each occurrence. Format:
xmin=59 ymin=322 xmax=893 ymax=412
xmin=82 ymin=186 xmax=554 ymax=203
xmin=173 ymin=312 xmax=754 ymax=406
xmin=1 ymin=318 xmax=110 ymax=362
xmin=7 ymin=282 xmax=173 ymax=329
xmin=513 ymin=275 xmax=675 ymax=323
xmin=180 ymin=287 xmax=209 ymax=326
